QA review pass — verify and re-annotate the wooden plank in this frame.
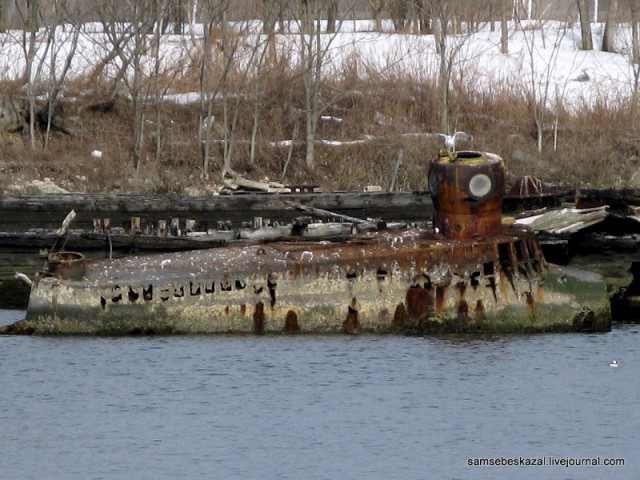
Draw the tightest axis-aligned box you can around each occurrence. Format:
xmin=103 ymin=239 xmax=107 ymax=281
xmin=0 ymin=192 xmax=432 ymax=213
xmin=0 ymin=192 xmax=434 ymax=232
xmin=284 ymin=200 xmax=369 ymax=224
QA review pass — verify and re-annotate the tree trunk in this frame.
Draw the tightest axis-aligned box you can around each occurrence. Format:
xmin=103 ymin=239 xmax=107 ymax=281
xmin=576 ymin=0 xmax=593 ymax=50
xmin=413 ymin=0 xmax=429 ymax=34
xmin=631 ymin=1 xmax=640 ymax=65
xmin=301 ymin=3 xmax=323 ymax=171
xmin=371 ymin=0 xmax=385 ymax=32
xmin=304 ymin=108 xmax=317 ymax=171
xmin=263 ymin=0 xmax=278 ymax=34
xmin=26 ymin=0 xmax=38 ymax=32
xmin=0 ymin=0 xmax=5 ymax=32
xmin=602 ymin=0 xmax=618 ymax=52
xmin=132 ymin=99 xmax=144 ymax=173
xmin=436 ymin=16 xmax=449 ymax=132
xmin=303 ymin=28 xmax=321 ymax=171
xmin=535 ymin=117 xmax=542 ymax=153
xmin=131 ymin=29 xmax=144 ymax=172
xmin=434 ymin=17 xmax=443 ymax=54
xmin=199 ymin=20 xmax=215 ymax=180
xmin=326 ymin=0 xmax=338 ymax=33
xmin=302 ymin=0 xmax=314 ymax=34
xmin=390 ymin=0 xmax=409 ymax=32
xmin=500 ymin=0 xmax=508 ymax=54
xmin=171 ymin=0 xmax=185 ymax=34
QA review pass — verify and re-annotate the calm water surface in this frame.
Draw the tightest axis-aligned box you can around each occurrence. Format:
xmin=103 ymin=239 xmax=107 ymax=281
xmin=1 ymin=309 xmax=638 ymax=480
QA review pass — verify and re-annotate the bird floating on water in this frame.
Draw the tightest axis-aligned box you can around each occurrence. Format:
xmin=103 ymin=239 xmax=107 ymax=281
xmin=437 ymin=131 xmax=473 ymax=153
xmin=609 ymin=360 xmax=619 ymax=368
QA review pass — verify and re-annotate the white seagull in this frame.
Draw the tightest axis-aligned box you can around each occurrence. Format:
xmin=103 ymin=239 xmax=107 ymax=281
xmin=609 ymin=360 xmax=619 ymax=368
xmin=438 ymin=131 xmax=473 ymax=153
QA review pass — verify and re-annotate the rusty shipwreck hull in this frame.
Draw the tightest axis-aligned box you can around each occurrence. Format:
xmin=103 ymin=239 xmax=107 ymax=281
xmin=3 ymin=225 xmax=610 ymax=335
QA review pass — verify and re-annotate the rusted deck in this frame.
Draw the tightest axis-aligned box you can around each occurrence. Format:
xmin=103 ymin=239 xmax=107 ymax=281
xmin=7 ymin=225 xmax=611 ymax=335
xmin=78 ymin=227 xmax=521 ymax=285
xmin=1 ymin=151 xmax=613 ymax=335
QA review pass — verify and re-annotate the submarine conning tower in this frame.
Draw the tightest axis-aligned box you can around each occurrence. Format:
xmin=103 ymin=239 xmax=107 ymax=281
xmin=428 ymin=150 xmax=505 ymax=239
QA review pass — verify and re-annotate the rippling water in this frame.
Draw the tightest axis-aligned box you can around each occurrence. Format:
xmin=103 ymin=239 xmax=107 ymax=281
xmin=1 ymin=309 xmax=638 ymax=480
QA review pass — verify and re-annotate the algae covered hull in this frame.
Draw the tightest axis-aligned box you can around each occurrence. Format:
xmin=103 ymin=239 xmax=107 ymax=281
xmin=4 ymin=226 xmax=610 ymax=335
xmin=0 ymin=150 xmax=612 ymax=335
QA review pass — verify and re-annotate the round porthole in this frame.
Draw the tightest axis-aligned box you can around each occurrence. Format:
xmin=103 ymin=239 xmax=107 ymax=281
xmin=468 ymin=173 xmax=492 ymax=199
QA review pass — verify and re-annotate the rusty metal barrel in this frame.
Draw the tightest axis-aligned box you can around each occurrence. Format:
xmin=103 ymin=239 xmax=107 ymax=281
xmin=428 ymin=151 xmax=505 ymax=239
xmin=46 ymin=251 xmax=86 ymax=280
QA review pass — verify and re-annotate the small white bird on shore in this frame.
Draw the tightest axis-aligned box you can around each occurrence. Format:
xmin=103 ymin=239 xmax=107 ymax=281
xmin=437 ymin=131 xmax=473 ymax=153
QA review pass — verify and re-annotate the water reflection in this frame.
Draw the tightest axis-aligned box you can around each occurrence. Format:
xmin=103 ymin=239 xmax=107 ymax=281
xmin=0 ymin=312 xmax=637 ymax=479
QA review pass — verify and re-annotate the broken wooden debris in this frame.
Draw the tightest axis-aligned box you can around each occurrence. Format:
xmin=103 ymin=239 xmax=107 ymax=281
xmin=516 ymin=206 xmax=608 ymax=234
xmin=223 ymin=173 xmax=291 ymax=193
xmin=285 ymin=200 xmax=369 ymax=224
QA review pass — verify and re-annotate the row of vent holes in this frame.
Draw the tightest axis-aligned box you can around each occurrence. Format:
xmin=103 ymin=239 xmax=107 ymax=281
xmin=104 ymin=280 xmax=250 ymax=305
xmin=104 ymin=268 xmax=393 ymax=306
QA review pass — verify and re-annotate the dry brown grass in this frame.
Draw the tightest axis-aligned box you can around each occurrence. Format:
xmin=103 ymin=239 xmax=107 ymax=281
xmin=1 ymin=59 xmax=639 ymax=194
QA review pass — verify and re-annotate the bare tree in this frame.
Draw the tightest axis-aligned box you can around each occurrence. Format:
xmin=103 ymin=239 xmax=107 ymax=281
xmin=576 ymin=0 xmax=593 ymax=50
xmin=96 ymin=0 xmax=161 ymax=172
xmin=0 ymin=0 xmax=6 ymax=32
xmin=248 ymin=24 xmax=283 ymax=167
xmin=631 ymin=0 xmax=640 ymax=66
xmin=15 ymin=0 xmax=49 ymax=148
xmin=84 ymin=22 xmax=134 ymax=94
xmin=289 ymin=0 xmax=359 ymax=171
xmin=602 ymin=0 xmax=618 ymax=52
xmin=518 ymin=17 xmax=571 ymax=152
xmin=198 ymin=0 xmax=229 ymax=180
xmin=299 ymin=0 xmax=324 ymax=170
xmin=149 ymin=4 xmax=184 ymax=167
xmin=432 ymin=0 xmax=461 ymax=133
xmin=167 ymin=0 xmax=187 ymax=34
xmin=40 ymin=2 xmax=82 ymax=149
xmin=127 ymin=2 xmax=154 ymax=173
xmin=262 ymin=0 xmax=285 ymax=34
xmin=14 ymin=0 xmax=81 ymax=148
xmin=626 ymin=0 xmax=640 ymax=92
xmin=199 ymin=1 xmax=267 ymax=180
xmin=327 ymin=0 xmax=339 ymax=33
xmin=411 ymin=0 xmax=431 ymax=34
xmin=389 ymin=0 xmax=409 ymax=32
xmin=25 ymin=0 xmax=38 ymax=31
xmin=500 ymin=0 xmax=509 ymax=54
xmin=370 ymin=0 xmax=386 ymax=32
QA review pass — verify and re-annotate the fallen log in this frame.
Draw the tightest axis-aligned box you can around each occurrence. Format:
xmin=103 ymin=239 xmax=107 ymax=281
xmin=223 ymin=173 xmax=291 ymax=193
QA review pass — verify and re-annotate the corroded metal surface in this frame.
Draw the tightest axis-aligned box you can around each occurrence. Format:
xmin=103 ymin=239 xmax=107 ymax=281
xmin=5 ymin=225 xmax=610 ymax=335
xmin=429 ymin=151 xmax=505 ymax=239
xmin=0 ymin=150 xmax=613 ymax=336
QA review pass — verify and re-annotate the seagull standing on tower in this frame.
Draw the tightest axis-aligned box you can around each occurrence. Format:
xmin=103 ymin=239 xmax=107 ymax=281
xmin=438 ymin=131 xmax=473 ymax=153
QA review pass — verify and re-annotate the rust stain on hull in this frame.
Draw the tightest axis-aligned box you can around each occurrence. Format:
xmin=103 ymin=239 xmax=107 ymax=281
xmin=1 ymin=151 xmax=612 ymax=336
xmin=10 ymin=224 xmax=609 ymax=335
